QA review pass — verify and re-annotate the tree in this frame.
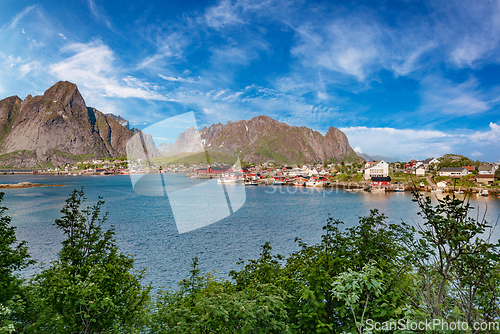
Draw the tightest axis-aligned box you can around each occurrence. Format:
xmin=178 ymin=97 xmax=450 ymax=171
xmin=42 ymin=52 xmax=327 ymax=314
xmin=331 ymin=262 xmax=384 ymax=334
xmin=152 ymin=258 xmax=290 ymax=333
xmin=0 ymin=192 xmax=34 ymax=304
xmin=495 ymin=168 xmax=500 ymax=180
xmin=230 ymin=211 xmax=414 ymax=333
xmin=25 ymin=188 xmax=151 ymax=333
xmin=0 ymin=192 xmax=34 ymax=331
xmin=402 ymin=191 xmax=500 ymax=326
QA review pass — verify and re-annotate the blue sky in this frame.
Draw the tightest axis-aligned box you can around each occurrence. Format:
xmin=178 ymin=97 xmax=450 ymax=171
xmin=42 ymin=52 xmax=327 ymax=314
xmin=1 ymin=0 xmax=500 ymax=162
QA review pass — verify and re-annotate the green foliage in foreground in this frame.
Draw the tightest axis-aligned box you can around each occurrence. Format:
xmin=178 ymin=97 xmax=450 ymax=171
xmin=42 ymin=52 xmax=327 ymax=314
xmin=1 ymin=189 xmax=500 ymax=333
xmin=0 ymin=192 xmax=34 ymax=333
xmin=152 ymin=258 xmax=290 ymax=333
xmin=22 ymin=189 xmax=151 ymax=333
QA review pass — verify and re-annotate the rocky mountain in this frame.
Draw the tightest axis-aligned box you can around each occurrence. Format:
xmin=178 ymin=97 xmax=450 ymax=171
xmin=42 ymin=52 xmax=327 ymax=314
xmin=0 ymin=81 xmax=156 ymax=168
xmin=157 ymin=142 xmax=174 ymax=154
xmin=166 ymin=115 xmax=360 ymax=164
xmin=105 ymin=113 xmax=130 ymax=129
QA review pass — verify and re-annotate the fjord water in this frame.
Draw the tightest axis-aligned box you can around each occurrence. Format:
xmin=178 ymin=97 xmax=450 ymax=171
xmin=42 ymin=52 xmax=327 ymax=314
xmin=2 ymin=174 xmax=500 ymax=289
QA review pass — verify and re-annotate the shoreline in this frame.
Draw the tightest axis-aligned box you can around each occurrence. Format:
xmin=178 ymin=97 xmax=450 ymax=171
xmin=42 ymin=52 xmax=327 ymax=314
xmin=1 ymin=172 xmax=498 ymax=195
xmin=0 ymin=182 xmax=65 ymax=189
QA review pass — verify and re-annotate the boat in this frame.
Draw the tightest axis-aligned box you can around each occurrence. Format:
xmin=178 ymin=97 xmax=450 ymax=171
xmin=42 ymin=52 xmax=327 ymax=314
xmin=479 ymin=189 xmax=489 ymax=196
xmin=393 ymin=188 xmax=405 ymax=192
xmin=431 ymin=189 xmax=444 ymax=193
xmin=272 ymin=180 xmax=286 ymax=186
xmin=217 ymin=172 xmax=241 ymax=184
xmin=454 ymin=190 xmax=464 ymax=195
xmin=293 ymin=182 xmax=304 ymax=187
xmin=244 ymin=181 xmax=258 ymax=186
xmin=305 ymin=181 xmax=324 ymax=187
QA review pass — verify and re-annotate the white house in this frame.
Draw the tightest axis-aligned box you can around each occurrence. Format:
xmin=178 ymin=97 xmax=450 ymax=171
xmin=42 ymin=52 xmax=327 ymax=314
xmin=414 ymin=167 xmax=425 ymax=176
xmin=288 ymin=167 xmax=308 ymax=177
xmin=363 ymin=161 xmax=389 ymax=180
xmin=478 ymin=164 xmax=495 ymax=175
xmin=308 ymin=168 xmax=319 ymax=176
xmin=438 ymin=167 xmax=468 ymax=178
xmin=414 ymin=161 xmax=424 ymax=168
xmin=423 ymin=158 xmax=440 ymax=170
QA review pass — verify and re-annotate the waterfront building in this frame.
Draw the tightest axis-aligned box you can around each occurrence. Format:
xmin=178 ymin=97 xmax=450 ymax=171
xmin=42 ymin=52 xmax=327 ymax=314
xmin=371 ymin=176 xmax=391 ymax=186
xmin=363 ymin=160 xmax=389 ymax=180
xmin=438 ymin=167 xmax=468 ymax=178
xmin=478 ymin=164 xmax=495 ymax=175
xmin=476 ymin=174 xmax=495 ymax=184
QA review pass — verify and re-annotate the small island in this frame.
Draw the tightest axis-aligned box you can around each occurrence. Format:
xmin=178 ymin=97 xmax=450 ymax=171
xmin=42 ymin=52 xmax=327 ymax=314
xmin=0 ymin=182 xmax=65 ymax=189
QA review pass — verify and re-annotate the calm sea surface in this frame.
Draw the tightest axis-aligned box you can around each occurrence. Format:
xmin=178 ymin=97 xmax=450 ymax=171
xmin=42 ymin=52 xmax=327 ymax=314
xmin=2 ymin=174 xmax=500 ymax=289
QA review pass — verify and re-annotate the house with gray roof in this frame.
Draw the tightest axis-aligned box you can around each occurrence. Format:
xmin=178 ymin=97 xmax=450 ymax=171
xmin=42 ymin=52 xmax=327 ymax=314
xmin=438 ymin=167 xmax=468 ymax=178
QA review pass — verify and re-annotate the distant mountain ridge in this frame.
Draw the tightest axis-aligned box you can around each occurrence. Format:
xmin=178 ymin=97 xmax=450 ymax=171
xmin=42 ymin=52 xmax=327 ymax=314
xmin=0 ymin=81 xmax=157 ymax=168
xmin=163 ymin=115 xmax=361 ymax=164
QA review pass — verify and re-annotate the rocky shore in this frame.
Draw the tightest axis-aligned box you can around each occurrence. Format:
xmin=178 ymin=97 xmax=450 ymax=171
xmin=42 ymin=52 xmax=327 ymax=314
xmin=0 ymin=182 xmax=65 ymax=189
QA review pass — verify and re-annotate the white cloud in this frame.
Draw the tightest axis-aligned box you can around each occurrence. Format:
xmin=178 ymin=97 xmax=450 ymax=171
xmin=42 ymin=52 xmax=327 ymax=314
xmin=158 ymin=74 xmax=194 ymax=83
xmin=87 ymin=0 xmax=113 ymax=29
xmin=222 ymin=91 xmax=243 ymax=101
xmin=354 ymin=146 xmax=363 ymax=154
xmin=6 ymin=5 xmax=37 ymax=30
xmin=441 ymin=0 xmax=500 ymax=67
xmin=419 ymin=76 xmax=492 ymax=116
xmin=136 ymin=32 xmax=189 ymax=70
xmin=18 ymin=61 xmax=40 ymax=78
xmin=291 ymin=20 xmax=381 ymax=81
xmin=213 ymin=89 xmax=228 ymax=100
xmin=470 ymin=122 xmax=500 ymax=143
xmin=340 ymin=124 xmax=500 ymax=161
xmin=204 ymin=0 xmax=246 ymax=28
xmin=340 ymin=126 xmax=452 ymax=160
xmin=50 ymin=41 xmax=170 ymax=101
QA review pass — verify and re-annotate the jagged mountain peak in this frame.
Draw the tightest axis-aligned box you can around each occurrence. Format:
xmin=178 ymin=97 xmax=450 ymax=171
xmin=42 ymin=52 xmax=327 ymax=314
xmin=42 ymin=81 xmax=84 ymax=106
xmin=0 ymin=81 xmax=138 ymax=168
xmin=175 ymin=115 xmax=360 ymax=164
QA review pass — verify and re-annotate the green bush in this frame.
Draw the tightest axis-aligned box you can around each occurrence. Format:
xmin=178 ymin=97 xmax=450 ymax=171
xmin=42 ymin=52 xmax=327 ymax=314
xmin=24 ymin=189 xmax=151 ymax=333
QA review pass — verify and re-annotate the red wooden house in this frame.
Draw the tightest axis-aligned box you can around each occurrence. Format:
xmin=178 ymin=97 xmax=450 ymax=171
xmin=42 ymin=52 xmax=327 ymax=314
xmin=371 ymin=176 xmax=391 ymax=186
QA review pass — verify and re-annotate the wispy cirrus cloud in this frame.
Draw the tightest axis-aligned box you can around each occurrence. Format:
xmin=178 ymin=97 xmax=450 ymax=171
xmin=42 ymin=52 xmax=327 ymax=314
xmin=1 ymin=5 xmax=38 ymax=31
xmin=87 ymin=0 xmax=113 ymax=30
xmin=432 ymin=0 xmax=500 ymax=68
xmin=204 ymin=0 xmax=246 ymax=29
xmin=291 ymin=18 xmax=383 ymax=81
xmin=50 ymin=41 xmax=170 ymax=102
xmin=418 ymin=76 xmax=496 ymax=116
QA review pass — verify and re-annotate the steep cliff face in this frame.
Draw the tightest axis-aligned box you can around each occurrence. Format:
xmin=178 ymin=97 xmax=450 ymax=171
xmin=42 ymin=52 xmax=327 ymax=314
xmin=0 ymin=81 xmax=139 ymax=167
xmin=166 ymin=126 xmax=204 ymax=156
xmin=171 ymin=115 xmax=359 ymax=164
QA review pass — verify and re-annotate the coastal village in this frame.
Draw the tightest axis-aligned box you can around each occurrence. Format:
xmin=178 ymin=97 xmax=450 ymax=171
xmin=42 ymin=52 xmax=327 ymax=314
xmin=7 ymin=154 xmax=500 ymax=196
